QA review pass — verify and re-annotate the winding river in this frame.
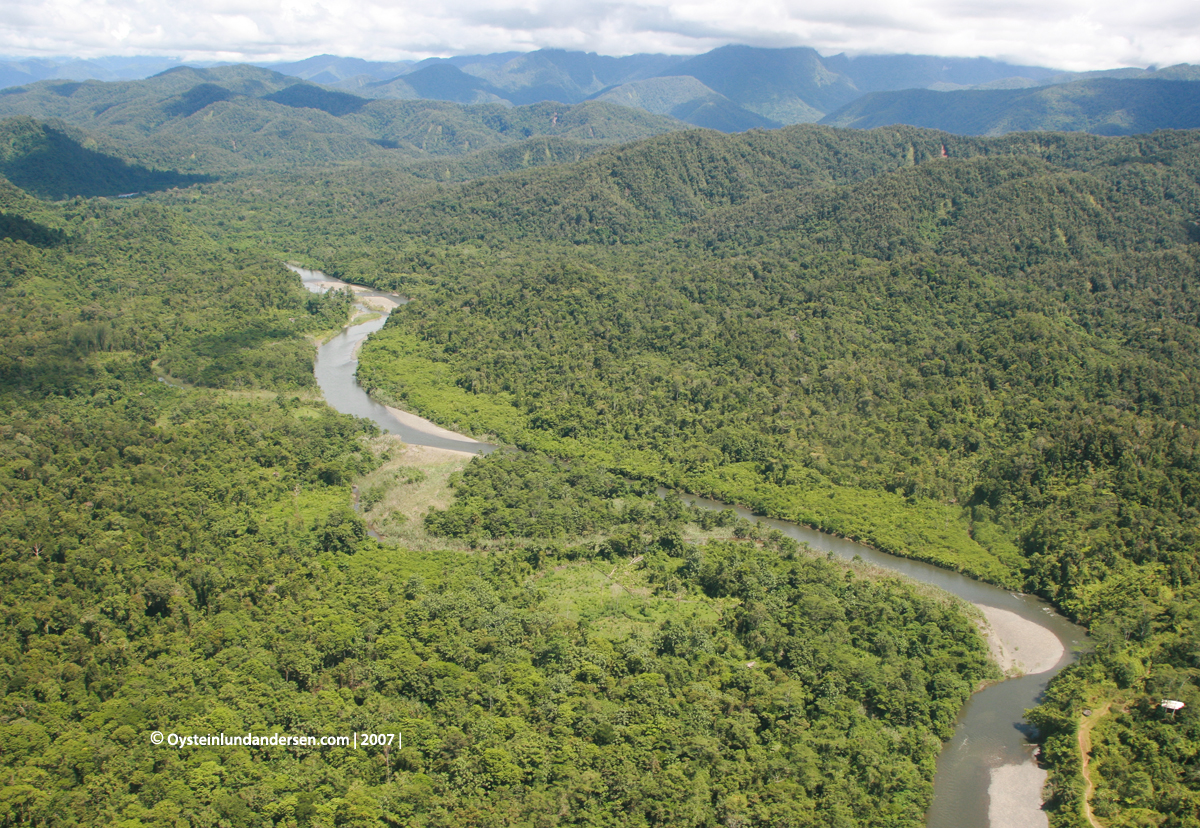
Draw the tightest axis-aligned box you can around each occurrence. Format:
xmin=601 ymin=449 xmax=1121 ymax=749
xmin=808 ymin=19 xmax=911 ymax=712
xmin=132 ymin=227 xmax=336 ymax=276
xmin=293 ymin=264 xmax=1088 ymax=828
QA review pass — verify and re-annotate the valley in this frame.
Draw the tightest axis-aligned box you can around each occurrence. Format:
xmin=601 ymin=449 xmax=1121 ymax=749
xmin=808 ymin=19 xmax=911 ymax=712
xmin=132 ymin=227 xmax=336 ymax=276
xmin=0 ymin=58 xmax=1198 ymax=826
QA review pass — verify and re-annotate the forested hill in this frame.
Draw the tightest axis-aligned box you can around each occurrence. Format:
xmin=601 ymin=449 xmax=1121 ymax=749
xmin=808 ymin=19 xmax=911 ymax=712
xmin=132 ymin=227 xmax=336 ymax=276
xmin=266 ymin=124 xmax=1200 ymax=250
xmin=821 ymin=78 xmax=1200 ymax=136
xmin=298 ymin=125 xmax=958 ymax=247
xmin=0 ymin=66 xmax=686 ymax=175
xmin=0 ymin=116 xmax=206 ymax=199
xmin=342 ymin=127 xmax=1200 ymax=583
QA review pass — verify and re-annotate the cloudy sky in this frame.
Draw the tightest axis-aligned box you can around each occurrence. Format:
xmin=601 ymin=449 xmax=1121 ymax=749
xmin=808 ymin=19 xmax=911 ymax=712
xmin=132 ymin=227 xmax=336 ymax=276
xmin=1 ymin=0 xmax=1195 ymax=71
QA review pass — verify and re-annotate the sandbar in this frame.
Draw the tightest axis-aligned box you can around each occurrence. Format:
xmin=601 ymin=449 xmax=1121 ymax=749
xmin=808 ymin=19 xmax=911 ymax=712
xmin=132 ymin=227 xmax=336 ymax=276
xmin=988 ymin=763 xmax=1049 ymax=828
xmin=975 ymin=604 xmax=1065 ymax=676
xmin=305 ymin=279 xmax=350 ymax=291
xmin=394 ymin=441 xmax=478 ymax=461
xmin=384 ymin=404 xmax=485 ymax=445
xmin=358 ymin=296 xmax=400 ymax=311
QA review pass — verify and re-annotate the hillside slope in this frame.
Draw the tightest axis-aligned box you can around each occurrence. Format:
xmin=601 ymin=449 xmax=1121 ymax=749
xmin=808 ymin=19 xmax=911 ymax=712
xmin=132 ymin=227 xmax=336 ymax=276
xmin=0 ymin=66 xmax=687 ymax=174
xmin=822 ymin=78 xmax=1200 ymax=135
xmin=0 ymin=116 xmax=206 ymax=198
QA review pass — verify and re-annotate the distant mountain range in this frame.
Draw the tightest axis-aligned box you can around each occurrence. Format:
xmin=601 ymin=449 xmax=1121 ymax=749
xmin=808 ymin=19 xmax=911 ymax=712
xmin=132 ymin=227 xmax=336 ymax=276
xmin=0 ymin=65 xmax=686 ymax=189
xmin=0 ymin=56 xmax=203 ymax=90
xmin=263 ymin=47 xmax=1075 ymax=131
xmin=820 ymin=75 xmax=1200 ymax=135
xmin=2 ymin=47 xmax=1198 ymax=137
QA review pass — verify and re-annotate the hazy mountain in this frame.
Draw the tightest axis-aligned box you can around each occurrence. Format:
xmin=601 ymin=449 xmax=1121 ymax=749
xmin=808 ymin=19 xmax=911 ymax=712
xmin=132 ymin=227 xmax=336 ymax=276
xmin=1038 ymin=63 xmax=1200 ymax=86
xmin=380 ymin=63 xmax=510 ymax=105
xmin=0 ymin=60 xmax=54 ymax=90
xmin=823 ymin=53 xmax=1062 ymax=93
xmin=592 ymin=76 xmax=780 ymax=131
xmin=287 ymin=50 xmax=1200 ymax=134
xmin=0 ymin=67 xmax=687 ymax=176
xmin=259 ymin=54 xmax=413 ymax=84
xmin=0 ymin=55 xmax=205 ymax=88
xmin=0 ymin=65 xmax=304 ymax=134
xmin=5 ymin=48 xmax=1198 ymax=136
xmin=452 ymin=49 xmax=687 ymax=104
xmin=821 ymin=78 xmax=1200 ymax=136
xmin=665 ymin=45 xmax=859 ymax=124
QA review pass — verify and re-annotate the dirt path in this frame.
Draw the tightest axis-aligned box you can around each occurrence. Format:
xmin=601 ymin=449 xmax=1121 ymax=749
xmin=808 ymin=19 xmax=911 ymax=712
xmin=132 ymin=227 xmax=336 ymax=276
xmin=1079 ymin=701 xmax=1112 ymax=828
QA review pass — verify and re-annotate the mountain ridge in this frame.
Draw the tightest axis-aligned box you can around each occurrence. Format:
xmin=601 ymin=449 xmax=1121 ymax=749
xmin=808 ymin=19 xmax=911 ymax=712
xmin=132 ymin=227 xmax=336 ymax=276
xmin=0 ymin=68 xmax=688 ymax=177
xmin=7 ymin=47 xmax=1196 ymax=135
xmin=822 ymin=77 xmax=1200 ymax=136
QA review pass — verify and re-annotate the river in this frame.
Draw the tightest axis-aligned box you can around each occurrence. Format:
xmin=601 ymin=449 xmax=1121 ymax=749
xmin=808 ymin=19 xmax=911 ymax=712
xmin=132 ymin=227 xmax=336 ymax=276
xmin=293 ymin=264 xmax=1087 ymax=828
xmin=292 ymin=265 xmax=492 ymax=456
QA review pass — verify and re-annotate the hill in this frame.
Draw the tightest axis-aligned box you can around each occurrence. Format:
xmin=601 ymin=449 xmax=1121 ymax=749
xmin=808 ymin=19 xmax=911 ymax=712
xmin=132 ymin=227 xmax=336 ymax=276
xmin=360 ymin=63 xmax=511 ymax=105
xmin=592 ymin=76 xmax=781 ymax=132
xmin=0 ymin=116 xmax=206 ymax=198
xmin=260 ymin=53 xmax=414 ymax=84
xmin=443 ymin=49 xmax=688 ymax=105
xmin=666 ymin=45 xmax=859 ymax=124
xmin=0 ymin=66 xmax=687 ymax=175
xmin=321 ymin=123 xmax=1200 ymax=250
xmin=821 ymin=78 xmax=1200 ymax=135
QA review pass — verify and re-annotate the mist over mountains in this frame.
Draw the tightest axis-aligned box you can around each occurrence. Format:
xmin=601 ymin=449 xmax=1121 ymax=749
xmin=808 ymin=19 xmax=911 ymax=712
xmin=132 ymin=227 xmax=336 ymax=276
xmin=4 ymin=46 xmax=1198 ymax=136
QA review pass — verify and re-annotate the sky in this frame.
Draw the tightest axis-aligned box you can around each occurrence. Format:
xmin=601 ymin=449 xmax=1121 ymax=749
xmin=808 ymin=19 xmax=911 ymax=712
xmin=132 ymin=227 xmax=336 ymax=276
xmin=1 ymin=0 xmax=1196 ymax=71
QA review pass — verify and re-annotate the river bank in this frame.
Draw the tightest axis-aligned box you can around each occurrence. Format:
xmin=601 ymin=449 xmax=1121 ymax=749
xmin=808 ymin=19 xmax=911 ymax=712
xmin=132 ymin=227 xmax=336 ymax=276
xmin=383 ymin=404 xmax=487 ymax=446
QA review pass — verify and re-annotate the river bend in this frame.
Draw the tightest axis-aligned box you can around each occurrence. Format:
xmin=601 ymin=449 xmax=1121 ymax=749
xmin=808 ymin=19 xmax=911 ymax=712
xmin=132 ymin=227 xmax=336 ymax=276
xmin=294 ymin=265 xmax=1087 ymax=828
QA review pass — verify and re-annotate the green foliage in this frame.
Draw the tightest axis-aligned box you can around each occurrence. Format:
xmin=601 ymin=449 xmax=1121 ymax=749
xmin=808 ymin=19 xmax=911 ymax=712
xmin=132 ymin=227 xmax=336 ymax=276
xmin=0 ymin=152 xmax=1002 ymax=826
xmin=0 ymin=181 xmax=349 ymax=393
xmin=262 ymin=83 xmax=369 ymax=116
xmin=344 ymin=126 xmax=1200 ymax=824
xmin=0 ymin=71 xmax=685 ymax=177
xmin=425 ymin=450 xmax=683 ymax=541
xmin=7 ymin=73 xmax=1200 ymax=825
xmin=0 ymin=116 xmax=204 ymax=198
xmin=822 ymin=78 xmax=1200 ymax=136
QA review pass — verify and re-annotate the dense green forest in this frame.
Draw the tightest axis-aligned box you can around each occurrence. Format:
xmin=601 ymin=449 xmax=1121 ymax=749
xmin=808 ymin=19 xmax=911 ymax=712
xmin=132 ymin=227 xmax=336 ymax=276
xmin=4 ymin=98 xmax=1200 ymax=827
xmin=326 ymin=125 xmax=1198 ymax=827
xmin=0 ymin=142 xmax=998 ymax=827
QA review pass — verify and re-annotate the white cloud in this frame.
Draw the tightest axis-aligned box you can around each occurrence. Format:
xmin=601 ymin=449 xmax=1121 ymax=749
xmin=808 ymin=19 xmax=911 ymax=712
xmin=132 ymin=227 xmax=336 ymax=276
xmin=0 ymin=0 xmax=1194 ymax=69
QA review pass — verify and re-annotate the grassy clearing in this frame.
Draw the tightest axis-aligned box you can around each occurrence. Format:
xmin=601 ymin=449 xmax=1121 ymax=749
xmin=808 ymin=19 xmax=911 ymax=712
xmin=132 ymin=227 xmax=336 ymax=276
xmin=356 ymin=436 xmax=477 ymax=551
xmin=533 ymin=556 xmax=729 ymax=642
xmin=353 ymin=436 xmax=985 ymax=661
xmin=354 ymin=440 xmax=733 ymax=643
